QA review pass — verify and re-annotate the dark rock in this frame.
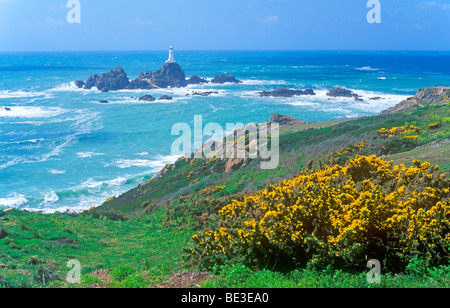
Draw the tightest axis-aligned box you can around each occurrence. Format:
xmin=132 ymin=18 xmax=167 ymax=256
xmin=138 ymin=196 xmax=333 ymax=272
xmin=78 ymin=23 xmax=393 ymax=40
xmin=0 ymin=228 xmax=9 ymax=239
xmin=225 ymin=158 xmax=245 ymax=173
xmin=158 ymin=95 xmax=173 ymax=100
xmin=147 ymin=62 xmax=187 ymax=88
xmin=74 ymin=80 xmax=85 ymax=88
xmin=83 ymin=66 xmax=130 ymax=92
xmin=192 ymin=91 xmax=218 ymax=97
xmin=138 ymin=95 xmax=156 ymax=102
xmin=127 ymin=77 xmax=156 ymax=90
xmin=2 ymin=107 xmax=11 ymax=111
xmin=370 ymin=97 xmax=384 ymax=100
xmin=98 ymin=100 xmax=110 ymax=104
xmin=258 ymin=87 xmax=316 ymax=97
xmin=269 ymin=113 xmax=307 ymax=126
xmin=327 ymin=86 xmax=361 ymax=100
xmin=211 ymin=74 xmax=241 ymax=84
xmin=187 ymin=75 xmax=208 ymax=85
xmin=51 ymin=238 xmax=78 ymax=245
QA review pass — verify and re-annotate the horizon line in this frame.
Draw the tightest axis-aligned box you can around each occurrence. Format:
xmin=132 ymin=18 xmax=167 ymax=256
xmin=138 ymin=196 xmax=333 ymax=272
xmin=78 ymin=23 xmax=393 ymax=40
xmin=0 ymin=49 xmax=449 ymax=53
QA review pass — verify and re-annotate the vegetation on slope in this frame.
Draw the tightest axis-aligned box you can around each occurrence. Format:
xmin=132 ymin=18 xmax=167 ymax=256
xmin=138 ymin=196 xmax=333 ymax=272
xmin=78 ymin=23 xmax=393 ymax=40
xmin=1 ymin=92 xmax=450 ymax=288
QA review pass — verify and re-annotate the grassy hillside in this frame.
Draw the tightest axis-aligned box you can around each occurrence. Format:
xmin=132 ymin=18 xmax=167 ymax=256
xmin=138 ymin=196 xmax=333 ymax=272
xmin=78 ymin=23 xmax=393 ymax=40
xmin=1 ymin=91 xmax=450 ymax=288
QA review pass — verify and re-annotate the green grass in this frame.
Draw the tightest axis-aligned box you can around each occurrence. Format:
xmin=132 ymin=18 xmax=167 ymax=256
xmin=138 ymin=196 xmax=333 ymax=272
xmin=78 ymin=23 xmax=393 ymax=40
xmin=201 ymin=264 xmax=450 ymax=288
xmin=0 ymin=209 xmax=193 ymax=288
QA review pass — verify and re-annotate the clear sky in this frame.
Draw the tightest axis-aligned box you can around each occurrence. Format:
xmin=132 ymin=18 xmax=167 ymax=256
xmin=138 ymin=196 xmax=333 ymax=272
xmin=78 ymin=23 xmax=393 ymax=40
xmin=0 ymin=0 xmax=449 ymax=51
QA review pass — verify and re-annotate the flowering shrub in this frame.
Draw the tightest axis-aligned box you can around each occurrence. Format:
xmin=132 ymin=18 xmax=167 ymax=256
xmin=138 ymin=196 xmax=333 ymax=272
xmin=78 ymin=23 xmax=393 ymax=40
xmin=428 ymin=122 xmax=443 ymax=130
xmin=377 ymin=125 xmax=421 ymax=139
xmin=331 ymin=141 xmax=366 ymax=158
xmin=189 ymin=155 xmax=450 ymax=271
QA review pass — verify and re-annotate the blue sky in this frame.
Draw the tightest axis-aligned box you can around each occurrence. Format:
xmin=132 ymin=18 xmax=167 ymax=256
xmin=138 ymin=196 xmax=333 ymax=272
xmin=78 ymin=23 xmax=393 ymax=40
xmin=0 ymin=0 xmax=449 ymax=51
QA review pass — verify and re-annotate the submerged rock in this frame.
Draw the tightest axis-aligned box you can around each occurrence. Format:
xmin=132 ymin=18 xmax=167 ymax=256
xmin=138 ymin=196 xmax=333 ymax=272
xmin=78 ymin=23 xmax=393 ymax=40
xmin=158 ymin=95 xmax=173 ymax=100
xmin=258 ymin=87 xmax=316 ymax=97
xmin=192 ymin=91 xmax=218 ymax=97
xmin=211 ymin=74 xmax=241 ymax=84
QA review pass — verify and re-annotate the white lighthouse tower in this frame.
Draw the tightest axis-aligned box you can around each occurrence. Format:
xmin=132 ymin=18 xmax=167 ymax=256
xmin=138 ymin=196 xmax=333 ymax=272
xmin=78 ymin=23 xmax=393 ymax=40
xmin=167 ymin=46 xmax=176 ymax=63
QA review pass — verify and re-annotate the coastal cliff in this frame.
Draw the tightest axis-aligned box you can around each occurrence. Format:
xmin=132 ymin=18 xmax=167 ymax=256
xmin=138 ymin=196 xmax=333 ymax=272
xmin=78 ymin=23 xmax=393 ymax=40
xmin=381 ymin=86 xmax=450 ymax=114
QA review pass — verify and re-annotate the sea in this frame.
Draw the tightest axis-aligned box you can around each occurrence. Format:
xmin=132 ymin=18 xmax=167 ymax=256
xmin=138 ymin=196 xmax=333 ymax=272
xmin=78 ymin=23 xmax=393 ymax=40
xmin=1 ymin=50 xmax=449 ymax=213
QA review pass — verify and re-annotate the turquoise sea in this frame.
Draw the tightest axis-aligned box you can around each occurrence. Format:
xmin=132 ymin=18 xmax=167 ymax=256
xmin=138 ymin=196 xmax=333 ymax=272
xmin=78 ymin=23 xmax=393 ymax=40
xmin=1 ymin=50 xmax=449 ymax=212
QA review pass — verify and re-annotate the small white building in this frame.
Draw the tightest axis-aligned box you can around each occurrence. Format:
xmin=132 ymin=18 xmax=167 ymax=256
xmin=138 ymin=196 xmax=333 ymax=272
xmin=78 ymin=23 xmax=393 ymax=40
xmin=167 ymin=46 xmax=176 ymax=63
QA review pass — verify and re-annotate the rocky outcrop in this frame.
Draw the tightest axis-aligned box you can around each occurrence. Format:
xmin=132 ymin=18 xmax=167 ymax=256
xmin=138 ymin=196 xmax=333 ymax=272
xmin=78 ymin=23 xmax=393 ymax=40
xmin=381 ymin=86 xmax=450 ymax=115
xmin=192 ymin=91 xmax=218 ymax=97
xmin=327 ymin=86 xmax=361 ymax=100
xmin=148 ymin=62 xmax=188 ymax=88
xmin=158 ymin=95 xmax=173 ymax=100
xmin=83 ymin=66 xmax=130 ymax=92
xmin=258 ymin=87 xmax=316 ymax=98
xmin=74 ymin=80 xmax=85 ymax=89
xmin=76 ymin=63 xmax=244 ymax=91
xmin=127 ymin=73 xmax=157 ymax=90
xmin=269 ymin=113 xmax=307 ymax=126
xmin=1 ymin=107 xmax=11 ymax=111
xmin=138 ymin=95 xmax=156 ymax=102
xmin=187 ymin=75 xmax=208 ymax=85
xmin=211 ymin=74 xmax=241 ymax=84
xmin=225 ymin=158 xmax=246 ymax=173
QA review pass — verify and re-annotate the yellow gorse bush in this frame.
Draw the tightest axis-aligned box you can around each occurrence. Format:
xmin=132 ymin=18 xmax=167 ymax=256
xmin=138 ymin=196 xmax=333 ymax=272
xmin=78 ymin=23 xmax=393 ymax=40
xmin=377 ymin=125 xmax=421 ymax=139
xmin=190 ymin=155 xmax=450 ymax=270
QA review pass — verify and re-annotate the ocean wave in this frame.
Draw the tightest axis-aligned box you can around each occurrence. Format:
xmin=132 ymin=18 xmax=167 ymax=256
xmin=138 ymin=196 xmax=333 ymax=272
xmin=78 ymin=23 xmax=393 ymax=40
xmin=48 ymin=82 xmax=99 ymax=93
xmin=0 ymin=106 xmax=66 ymax=119
xmin=81 ymin=177 xmax=128 ymax=189
xmin=275 ymin=89 xmax=410 ymax=114
xmin=355 ymin=66 xmax=380 ymax=71
xmin=111 ymin=154 xmax=181 ymax=169
xmin=239 ymin=79 xmax=288 ymax=86
xmin=0 ymin=90 xmax=46 ymax=99
xmin=41 ymin=191 xmax=60 ymax=205
xmin=0 ymin=134 xmax=79 ymax=170
xmin=77 ymin=151 xmax=105 ymax=158
xmin=0 ymin=193 xmax=28 ymax=209
xmin=112 ymin=159 xmax=167 ymax=169
xmin=48 ymin=169 xmax=66 ymax=175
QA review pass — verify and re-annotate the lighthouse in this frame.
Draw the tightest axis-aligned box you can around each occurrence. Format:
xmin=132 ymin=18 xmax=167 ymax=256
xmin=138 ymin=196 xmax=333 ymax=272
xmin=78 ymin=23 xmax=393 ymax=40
xmin=167 ymin=46 xmax=176 ymax=63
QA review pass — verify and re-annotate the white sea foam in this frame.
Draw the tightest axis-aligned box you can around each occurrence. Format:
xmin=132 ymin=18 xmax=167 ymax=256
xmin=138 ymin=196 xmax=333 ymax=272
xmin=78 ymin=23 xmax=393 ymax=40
xmin=48 ymin=82 xmax=99 ymax=93
xmin=240 ymin=79 xmax=288 ymax=86
xmin=41 ymin=191 xmax=60 ymax=205
xmin=0 ymin=90 xmax=46 ymax=99
xmin=0 ymin=193 xmax=28 ymax=209
xmin=81 ymin=177 xmax=128 ymax=189
xmin=0 ymin=106 xmax=66 ymax=119
xmin=77 ymin=151 xmax=105 ymax=158
xmin=48 ymin=169 xmax=66 ymax=175
xmin=136 ymin=152 xmax=149 ymax=157
xmin=111 ymin=154 xmax=181 ymax=169
xmin=355 ymin=66 xmax=380 ymax=71
xmin=112 ymin=159 xmax=166 ymax=169
xmin=275 ymin=88 xmax=410 ymax=115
